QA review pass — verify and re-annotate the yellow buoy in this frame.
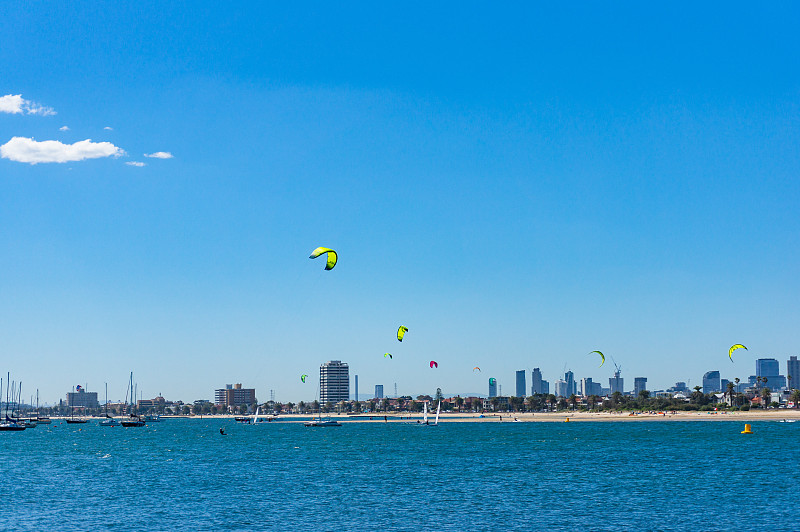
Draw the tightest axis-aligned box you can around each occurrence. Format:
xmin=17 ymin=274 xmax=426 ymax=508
xmin=565 ymin=417 xmax=570 ymax=422
xmin=741 ymin=423 xmax=753 ymax=434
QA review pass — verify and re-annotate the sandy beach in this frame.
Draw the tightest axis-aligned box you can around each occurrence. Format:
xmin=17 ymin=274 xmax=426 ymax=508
xmin=125 ymin=409 xmax=800 ymax=423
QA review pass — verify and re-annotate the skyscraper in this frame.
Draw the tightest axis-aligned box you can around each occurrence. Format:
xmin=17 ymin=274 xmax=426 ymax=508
xmin=515 ymin=370 xmax=526 ymax=397
xmin=702 ymin=371 xmax=721 ymax=393
xmin=609 ymin=369 xmax=624 ymax=394
xmin=634 ymin=377 xmax=647 ymax=397
xmin=374 ymin=385 xmax=384 ymax=399
xmin=565 ymin=371 xmax=576 ymax=397
xmin=488 ymin=378 xmax=497 ymax=398
xmin=788 ymin=356 xmax=800 ymax=389
xmin=355 ymin=375 xmax=359 ymax=401
xmin=320 ymin=360 xmax=349 ymax=404
xmin=755 ymin=358 xmax=786 ymax=391
xmin=580 ymin=377 xmax=593 ymax=397
xmin=554 ymin=379 xmax=567 ymax=398
xmin=531 ymin=368 xmax=544 ymax=395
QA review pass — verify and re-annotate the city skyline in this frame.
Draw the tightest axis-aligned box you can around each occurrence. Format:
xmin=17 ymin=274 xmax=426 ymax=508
xmin=2 ymin=4 xmax=800 ymax=404
xmin=9 ymin=353 xmax=800 ymax=408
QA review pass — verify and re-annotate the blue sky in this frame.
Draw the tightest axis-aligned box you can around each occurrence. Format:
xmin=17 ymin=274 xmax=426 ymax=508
xmin=1 ymin=3 xmax=799 ymax=405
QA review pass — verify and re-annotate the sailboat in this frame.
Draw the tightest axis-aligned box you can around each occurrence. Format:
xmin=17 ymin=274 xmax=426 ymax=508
xmin=0 ymin=375 xmax=26 ymax=431
xmin=303 ymin=378 xmax=341 ymax=427
xmin=100 ymin=383 xmax=119 ymax=427
xmin=65 ymin=384 xmax=90 ymax=424
xmin=120 ymin=373 xmax=145 ymax=428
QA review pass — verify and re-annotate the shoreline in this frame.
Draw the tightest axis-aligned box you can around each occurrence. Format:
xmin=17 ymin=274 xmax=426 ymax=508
xmin=50 ymin=410 xmax=800 ymax=423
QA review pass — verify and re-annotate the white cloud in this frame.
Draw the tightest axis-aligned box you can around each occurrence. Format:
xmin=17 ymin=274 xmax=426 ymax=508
xmin=0 ymin=137 xmax=125 ymax=164
xmin=144 ymin=151 xmax=174 ymax=159
xmin=126 ymin=161 xmax=146 ymax=167
xmin=59 ymin=126 xmax=70 ymax=131
xmin=0 ymin=94 xmax=56 ymax=116
xmin=104 ymin=126 xmax=113 ymax=131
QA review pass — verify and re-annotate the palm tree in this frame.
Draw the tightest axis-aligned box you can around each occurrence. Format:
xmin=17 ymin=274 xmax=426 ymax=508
xmin=791 ymin=389 xmax=800 ymax=410
xmin=454 ymin=396 xmax=464 ymax=412
xmin=761 ymin=387 xmax=771 ymax=409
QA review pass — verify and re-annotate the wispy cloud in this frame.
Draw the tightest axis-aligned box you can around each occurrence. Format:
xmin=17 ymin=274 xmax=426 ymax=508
xmin=0 ymin=137 xmax=124 ymax=164
xmin=144 ymin=151 xmax=173 ymax=159
xmin=59 ymin=126 xmax=70 ymax=131
xmin=126 ymin=161 xmax=146 ymax=167
xmin=0 ymin=94 xmax=56 ymax=116
xmin=104 ymin=126 xmax=113 ymax=131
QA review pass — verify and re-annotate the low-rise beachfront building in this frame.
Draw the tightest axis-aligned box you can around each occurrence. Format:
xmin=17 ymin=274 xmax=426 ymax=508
xmin=66 ymin=388 xmax=99 ymax=409
xmin=483 ymin=396 xmax=509 ymax=411
xmin=214 ymin=383 xmax=257 ymax=412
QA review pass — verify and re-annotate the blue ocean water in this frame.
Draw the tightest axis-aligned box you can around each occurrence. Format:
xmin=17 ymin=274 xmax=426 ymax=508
xmin=1 ymin=418 xmax=797 ymax=531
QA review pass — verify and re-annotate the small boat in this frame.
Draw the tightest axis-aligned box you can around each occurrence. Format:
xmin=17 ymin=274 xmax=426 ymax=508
xmin=20 ymin=418 xmax=38 ymax=428
xmin=144 ymin=414 xmax=162 ymax=422
xmin=234 ymin=416 xmax=251 ymax=424
xmin=1 ymin=374 xmax=26 ymax=431
xmin=304 ymin=416 xmax=341 ymax=427
xmin=36 ymin=416 xmax=51 ymax=425
xmin=66 ymin=418 xmax=89 ymax=424
xmin=121 ymin=417 xmax=145 ymax=427
xmin=120 ymin=373 xmax=145 ymax=427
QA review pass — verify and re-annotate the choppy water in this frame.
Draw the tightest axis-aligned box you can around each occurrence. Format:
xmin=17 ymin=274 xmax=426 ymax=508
xmin=2 ymin=418 xmax=798 ymax=531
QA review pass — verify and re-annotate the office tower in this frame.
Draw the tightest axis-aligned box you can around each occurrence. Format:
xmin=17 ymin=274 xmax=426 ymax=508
xmin=488 ymin=378 xmax=497 ymax=398
xmin=755 ymin=358 xmax=786 ymax=391
xmin=355 ymin=375 xmax=359 ymax=401
xmin=374 ymin=385 xmax=384 ymax=399
xmin=788 ymin=356 xmax=800 ymax=388
xmin=702 ymin=371 xmax=721 ymax=393
xmin=609 ymin=369 xmax=624 ymax=394
xmin=320 ymin=360 xmax=349 ymax=403
xmin=541 ymin=380 xmax=550 ymax=395
xmin=554 ymin=379 xmax=567 ymax=397
xmin=565 ymin=371 xmax=576 ymax=397
xmin=531 ymin=368 xmax=544 ymax=395
xmin=580 ymin=377 xmax=593 ymax=397
xmin=515 ymin=370 xmax=526 ymax=397
xmin=634 ymin=377 xmax=647 ymax=396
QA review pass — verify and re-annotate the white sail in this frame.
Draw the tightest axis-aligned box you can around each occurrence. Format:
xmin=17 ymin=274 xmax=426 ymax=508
xmin=252 ymin=406 xmax=260 ymax=424
xmin=434 ymin=401 xmax=441 ymax=425
xmin=423 ymin=402 xmax=428 ymax=424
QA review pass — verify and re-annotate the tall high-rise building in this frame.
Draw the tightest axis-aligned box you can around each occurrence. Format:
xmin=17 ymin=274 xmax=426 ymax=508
xmin=755 ymin=358 xmax=786 ymax=391
xmin=541 ymin=380 xmax=550 ymax=395
xmin=320 ymin=360 xmax=349 ymax=404
xmin=634 ymin=377 xmax=647 ymax=397
xmin=488 ymin=378 xmax=497 ymax=398
xmin=515 ymin=370 xmax=526 ymax=397
xmin=580 ymin=377 xmax=593 ymax=397
xmin=554 ymin=379 xmax=567 ymax=397
xmin=565 ymin=371 xmax=576 ymax=397
xmin=702 ymin=371 xmax=721 ymax=393
xmin=354 ymin=375 xmax=359 ymax=401
xmin=609 ymin=369 xmax=624 ymax=394
xmin=788 ymin=356 xmax=800 ymax=389
xmin=531 ymin=368 xmax=544 ymax=395
xmin=374 ymin=385 xmax=384 ymax=399
xmin=756 ymin=358 xmax=779 ymax=377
